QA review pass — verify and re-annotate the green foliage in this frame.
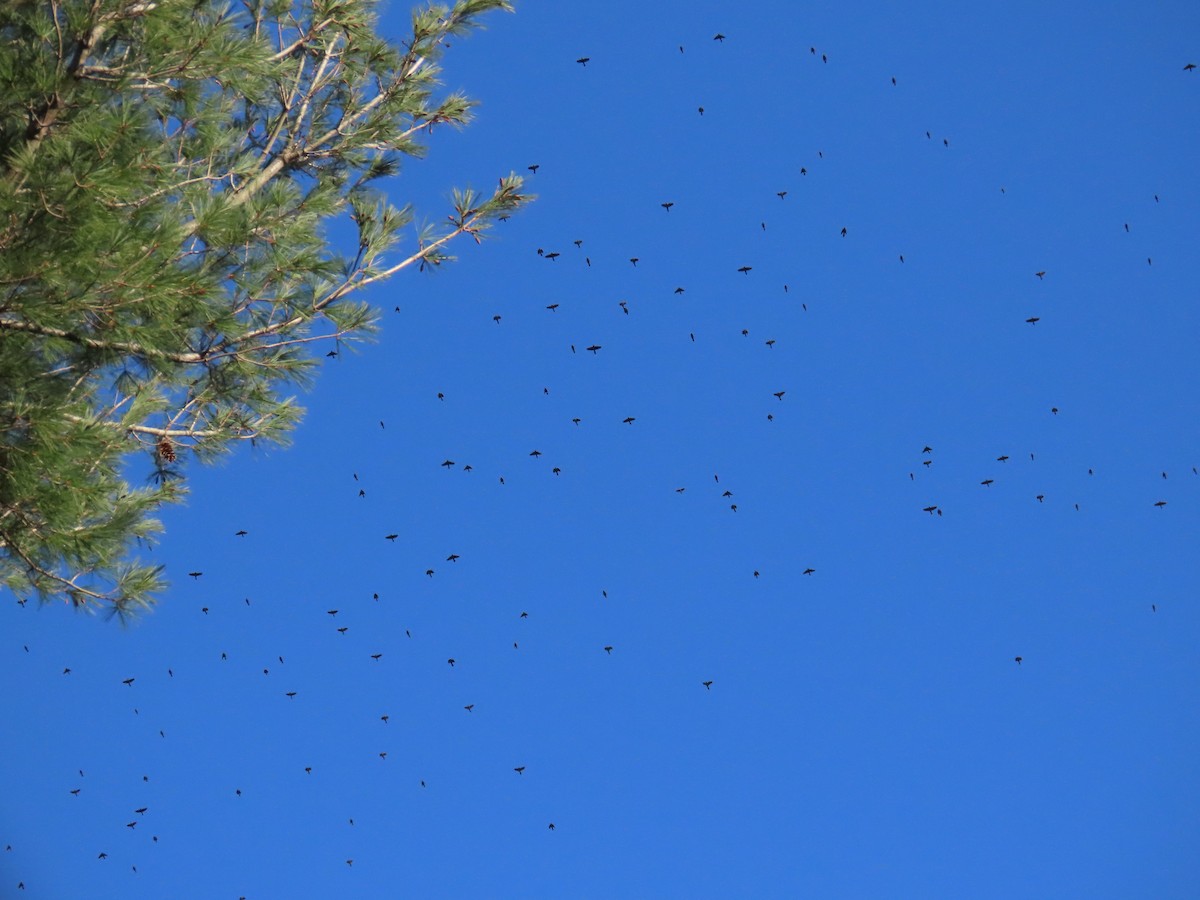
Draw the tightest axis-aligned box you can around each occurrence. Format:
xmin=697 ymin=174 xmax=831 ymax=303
xmin=0 ymin=0 xmax=531 ymax=616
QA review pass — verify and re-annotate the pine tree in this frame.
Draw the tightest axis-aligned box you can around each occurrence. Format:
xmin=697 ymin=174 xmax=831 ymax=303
xmin=0 ymin=0 xmax=530 ymax=617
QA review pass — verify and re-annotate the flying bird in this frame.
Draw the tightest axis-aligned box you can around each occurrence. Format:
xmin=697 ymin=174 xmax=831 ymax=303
xmin=713 ymin=33 xmax=725 ymax=41
xmin=802 ymin=568 xmax=815 ymax=575
xmin=576 ymin=57 xmax=589 ymax=66
xmin=737 ymin=265 xmax=752 ymax=274
xmin=662 ymin=201 xmax=674 ymax=211
xmin=773 ymin=391 xmax=785 ymax=400
xmin=514 ymin=766 xmax=525 ymax=774
xmin=1025 ymin=317 xmax=1040 ymax=324
xmin=623 ymin=417 xmax=636 ymax=424
xmin=527 ymin=164 xmax=540 ymax=173
xmin=702 ymin=681 xmax=713 ymax=690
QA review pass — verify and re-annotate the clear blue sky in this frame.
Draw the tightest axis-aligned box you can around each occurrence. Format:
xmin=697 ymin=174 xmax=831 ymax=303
xmin=4 ymin=1 xmax=1199 ymax=896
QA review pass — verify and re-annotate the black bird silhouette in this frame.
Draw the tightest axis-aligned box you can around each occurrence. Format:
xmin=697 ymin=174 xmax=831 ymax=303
xmin=765 ymin=339 xmax=775 ymax=348
xmin=572 ymin=418 xmax=582 ymax=425
xmin=576 ymin=57 xmax=589 ymax=66
xmin=514 ymin=766 xmax=525 ymax=774
xmin=286 ymin=691 xmax=297 ymax=699
xmin=662 ymin=202 xmax=674 ymax=211
xmin=135 ymin=807 xmax=147 ymax=815
xmin=1154 ymin=500 xmax=1167 ymax=508
xmin=447 ymin=553 xmax=460 ymax=562
xmin=1026 ymin=317 xmax=1040 ymax=324
xmin=997 ymin=455 xmax=1009 ymax=462
xmin=327 ymin=609 xmax=338 ymax=616
xmin=702 ymin=681 xmax=713 ymax=689
xmin=548 ymin=823 xmax=556 ymax=830
xmin=493 ymin=315 xmax=501 ymax=323
xmin=803 ymin=568 xmax=815 ymax=575
xmin=447 ymin=658 xmax=456 ymax=667
xmin=235 ymin=530 xmax=247 ymax=537
xmin=923 ymin=506 xmax=938 ymax=514
xmin=1185 ymin=63 xmax=1196 ymax=71
xmin=698 ymin=107 xmax=704 ymax=115
xmin=623 ymin=417 xmax=636 ymax=424
xmin=70 ymin=788 xmax=80 ymax=795
xmin=1036 ymin=495 xmax=1044 ymax=503
xmin=545 ymin=252 xmax=559 ymax=261
xmin=630 ymin=257 xmax=639 ymax=266
xmin=122 ymin=678 xmax=135 ymax=686
xmin=604 ymin=646 xmax=613 ymax=654
xmin=464 ymin=704 xmax=474 ymax=712
xmin=1035 ymin=271 xmax=1046 ymax=279
xmin=981 ymin=479 xmax=994 ymax=487
xmin=713 ymin=33 xmax=725 ymax=41
xmin=546 ymin=303 xmax=559 ymax=311
xmin=188 ymin=571 xmax=202 ymax=579
xmin=674 ymin=287 xmax=685 ymax=294
xmin=371 ymin=653 xmax=382 ymax=661
xmin=586 ymin=345 xmax=601 ymax=354
xmin=773 ymin=391 xmax=785 ymax=400
xmin=441 ymin=459 xmax=455 ymax=468
xmin=530 ymin=449 xmax=543 ymax=457
xmin=840 ymin=227 xmax=847 ymax=237
xmin=528 ymin=164 xmax=539 ymax=173
xmin=385 ymin=534 xmax=398 ymax=542
xmin=737 ymin=265 xmax=752 ymax=274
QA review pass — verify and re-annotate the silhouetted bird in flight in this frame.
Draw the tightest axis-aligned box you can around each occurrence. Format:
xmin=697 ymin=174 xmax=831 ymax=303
xmin=923 ymin=506 xmax=938 ymax=514
xmin=447 ymin=659 xmax=456 ymax=667
xmin=122 ymin=678 xmax=135 ymax=686
xmin=370 ymin=653 xmax=382 ymax=661
xmin=1014 ymin=657 xmax=1023 ymax=665
xmin=530 ymin=449 xmax=543 ymax=457
xmin=703 ymin=681 xmax=713 ymax=689
xmin=981 ymin=479 xmax=994 ymax=487
xmin=1154 ymin=500 xmax=1167 ymax=508
xmin=528 ymin=164 xmax=539 ymax=173
xmin=623 ymin=417 xmax=636 ymax=424
xmin=464 ymin=704 xmax=474 ymax=712
xmin=586 ymin=345 xmax=601 ymax=354
xmin=997 ymin=455 xmax=1009 ymax=462
xmin=514 ymin=766 xmax=525 ymax=774
xmin=840 ymin=227 xmax=847 ymax=237
xmin=576 ymin=57 xmax=589 ymax=66
xmin=662 ymin=202 xmax=674 ymax=211
xmin=188 ymin=572 xmax=202 ymax=579
xmin=1035 ymin=271 xmax=1045 ymax=279
xmin=546 ymin=303 xmax=559 ymax=311
xmin=1185 ymin=63 xmax=1196 ymax=71
xmin=235 ymin=530 xmax=247 ymax=537
xmin=803 ymin=568 xmax=815 ymax=575
xmin=1026 ymin=317 xmax=1040 ymax=324
xmin=385 ymin=534 xmax=398 ymax=542
xmin=773 ymin=391 xmax=785 ymax=400
xmin=447 ymin=554 xmax=460 ymax=562
xmin=713 ymin=33 xmax=725 ymax=41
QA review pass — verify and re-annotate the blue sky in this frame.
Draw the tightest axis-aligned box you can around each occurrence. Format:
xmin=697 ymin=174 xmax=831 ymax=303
xmin=3 ymin=0 xmax=1199 ymax=896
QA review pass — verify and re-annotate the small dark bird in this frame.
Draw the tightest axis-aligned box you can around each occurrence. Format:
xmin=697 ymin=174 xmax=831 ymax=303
xmin=713 ymin=33 xmax=725 ymax=41
xmin=803 ymin=568 xmax=815 ymax=575
xmin=891 ymin=76 xmax=896 ymax=85
xmin=1185 ymin=63 xmax=1197 ymax=71
xmin=135 ymin=807 xmax=147 ymax=815
xmin=426 ymin=569 xmax=434 ymax=577
xmin=737 ymin=266 xmax=752 ymax=274
xmin=623 ymin=417 xmax=636 ymax=424
xmin=548 ymin=823 xmax=556 ymax=831
xmin=98 ymin=853 xmax=108 ymax=860
xmin=235 ymin=530 xmax=247 ymax=537
xmin=674 ymin=287 xmax=685 ymax=294
xmin=464 ymin=704 xmax=474 ymax=712
xmin=385 ymin=534 xmax=398 ymax=542
xmin=188 ymin=572 xmax=202 ymax=579
xmin=662 ymin=202 xmax=674 ymax=211
xmin=70 ymin=788 xmax=80 ymax=795
xmin=545 ymin=252 xmax=560 ymax=261
xmin=1035 ymin=271 xmax=1046 ymax=279
xmin=630 ymin=258 xmax=638 ymax=266
xmin=286 ymin=691 xmax=297 ymax=698
xmin=1051 ymin=407 xmax=1059 ymax=414
xmin=773 ymin=391 xmax=785 ymax=400
xmin=122 ymin=678 xmax=135 ymax=686
xmin=800 ymin=167 xmax=807 ymax=175
xmin=702 ymin=681 xmax=713 ymax=690
xmin=1154 ymin=500 xmax=1167 ymax=508
xmin=63 ymin=668 xmax=70 ymax=674
xmin=1026 ymin=317 xmax=1040 ymax=324
xmin=126 ymin=822 xmax=136 ymax=829
xmin=528 ymin=164 xmax=540 ymax=174
xmin=327 ymin=609 xmax=338 ymax=616
xmin=441 ymin=459 xmax=455 ymax=468
xmin=447 ymin=553 xmax=460 ymax=562
xmin=840 ymin=227 xmax=847 ymax=237
xmin=923 ymin=446 xmax=932 ymax=453
xmin=923 ymin=506 xmax=938 ymax=514
xmin=778 ymin=191 xmax=787 ymax=199
xmin=981 ymin=479 xmax=994 ymax=487
xmin=493 ymin=315 xmax=501 ymax=324
xmin=604 ymin=646 xmax=613 ymax=654
xmin=765 ymin=339 xmax=775 ymax=348
xmin=1036 ymin=495 xmax=1044 ymax=503
xmin=997 ymin=455 xmax=1009 ymax=462
xmin=520 ymin=611 xmax=529 ymax=618
xmin=576 ymin=57 xmax=589 ymax=66
xmin=530 ymin=449 xmax=543 ymax=457
xmin=698 ymin=107 xmax=704 ymax=115
xmin=546 ymin=303 xmax=559 ymax=311
xmin=572 ymin=418 xmax=581 ymax=425
xmin=447 ymin=659 xmax=456 ymax=667
xmin=586 ymin=345 xmax=601 ymax=354
xmin=1014 ymin=656 xmax=1022 ymax=665
xmin=514 ymin=766 xmax=525 ymax=774
xmin=370 ymin=653 xmax=382 ymax=661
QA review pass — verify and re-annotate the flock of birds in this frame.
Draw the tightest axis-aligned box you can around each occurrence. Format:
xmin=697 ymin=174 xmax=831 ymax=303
xmin=4 ymin=28 xmax=1196 ymax=896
